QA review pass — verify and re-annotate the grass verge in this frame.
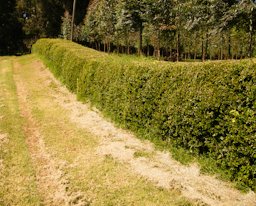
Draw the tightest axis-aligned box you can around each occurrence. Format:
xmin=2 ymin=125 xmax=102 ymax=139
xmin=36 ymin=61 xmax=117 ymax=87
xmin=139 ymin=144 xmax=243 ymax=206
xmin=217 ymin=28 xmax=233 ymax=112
xmin=0 ymin=57 xmax=41 ymax=206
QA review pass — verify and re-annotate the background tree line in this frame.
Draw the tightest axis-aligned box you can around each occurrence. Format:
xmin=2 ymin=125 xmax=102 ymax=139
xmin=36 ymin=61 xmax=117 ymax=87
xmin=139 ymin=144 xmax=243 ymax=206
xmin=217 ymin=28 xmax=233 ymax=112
xmin=0 ymin=0 xmax=89 ymax=55
xmin=1 ymin=0 xmax=256 ymax=61
xmin=77 ymin=0 xmax=256 ymax=61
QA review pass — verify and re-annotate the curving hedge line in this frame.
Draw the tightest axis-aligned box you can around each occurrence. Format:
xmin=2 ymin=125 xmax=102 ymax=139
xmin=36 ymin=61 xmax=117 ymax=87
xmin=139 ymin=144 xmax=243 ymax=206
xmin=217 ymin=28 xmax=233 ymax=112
xmin=32 ymin=38 xmax=256 ymax=190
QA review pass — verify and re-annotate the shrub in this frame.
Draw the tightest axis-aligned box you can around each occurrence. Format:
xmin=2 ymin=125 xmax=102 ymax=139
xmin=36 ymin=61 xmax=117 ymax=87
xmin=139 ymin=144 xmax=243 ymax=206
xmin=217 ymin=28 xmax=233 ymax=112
xmin=32 ymin=38 xmax=256 ymax=190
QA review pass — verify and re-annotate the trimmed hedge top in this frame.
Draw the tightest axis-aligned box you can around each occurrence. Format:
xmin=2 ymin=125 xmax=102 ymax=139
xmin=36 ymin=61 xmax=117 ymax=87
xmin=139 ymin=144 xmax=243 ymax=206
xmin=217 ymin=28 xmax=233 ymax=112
xmin=32 ymin=38 xmax=256 ymax=190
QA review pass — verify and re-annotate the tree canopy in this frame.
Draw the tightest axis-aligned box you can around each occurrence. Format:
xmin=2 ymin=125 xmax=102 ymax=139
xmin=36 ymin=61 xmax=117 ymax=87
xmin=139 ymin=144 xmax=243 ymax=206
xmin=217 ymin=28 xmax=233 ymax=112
xmin=0 ymin=0 xmax=255 ymax=59
xmin=0 ymin=0 xmax=23 ymax=55
xmin=82 ymin=0 xmax=256 ymax=60
xmin=0 ymin=0 xmax=90 ymax=55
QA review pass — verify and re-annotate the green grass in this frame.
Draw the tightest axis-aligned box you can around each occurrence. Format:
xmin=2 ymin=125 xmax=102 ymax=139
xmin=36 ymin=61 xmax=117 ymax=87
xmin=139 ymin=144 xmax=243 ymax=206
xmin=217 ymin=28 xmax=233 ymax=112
xmin=133 ymin=150 xmax=155 ymax=159
xmin=0 ymin=57 xmax=42 ymax=206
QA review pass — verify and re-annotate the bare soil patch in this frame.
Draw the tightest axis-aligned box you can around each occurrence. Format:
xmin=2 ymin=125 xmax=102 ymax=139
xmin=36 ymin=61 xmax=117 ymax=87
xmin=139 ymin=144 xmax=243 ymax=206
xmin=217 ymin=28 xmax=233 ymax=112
xmin=37 ymin=61 xmax=256 ymax=206
xmin=0 ymin=133 xmax=8 ymax=145
xmin=0 ymin=133 xmax=8 ymax=171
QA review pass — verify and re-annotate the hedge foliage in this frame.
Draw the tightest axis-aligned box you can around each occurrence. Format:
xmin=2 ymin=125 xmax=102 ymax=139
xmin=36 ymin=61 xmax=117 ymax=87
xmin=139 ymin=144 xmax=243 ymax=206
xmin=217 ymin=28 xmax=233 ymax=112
xmin=32 ymin=38 xmax=256 ymax=190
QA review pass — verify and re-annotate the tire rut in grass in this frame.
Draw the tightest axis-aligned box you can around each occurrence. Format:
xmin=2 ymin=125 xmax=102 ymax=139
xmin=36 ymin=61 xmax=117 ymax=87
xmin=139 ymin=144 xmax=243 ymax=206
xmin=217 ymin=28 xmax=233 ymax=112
xmin=0 ymin=65 xmax=8 ymax=177
xmin=0 ymin=133 xmax=8 ymax=172
xmin=13 ymin=60 xmax=89 ymax=206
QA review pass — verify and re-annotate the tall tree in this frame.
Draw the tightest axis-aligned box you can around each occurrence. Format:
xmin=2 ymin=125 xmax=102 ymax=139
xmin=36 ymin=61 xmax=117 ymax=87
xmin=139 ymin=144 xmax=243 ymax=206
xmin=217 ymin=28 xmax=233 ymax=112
xmin=120 ymin=0 xmax=147 ymax=55
xmin=81 ymin=0 xmax=256 ymax=60
xmin=0 ymin=0 xmax=24 ymax=55
xmin=221 ymin=0 xmax=256 ymax=58
xmin=98 ymin=0 xmax=117 ymax=52
xmin=15 ymin=0 xmax=90 ymax=50
xmin=146 ymin=0 xmax=175 ymax=59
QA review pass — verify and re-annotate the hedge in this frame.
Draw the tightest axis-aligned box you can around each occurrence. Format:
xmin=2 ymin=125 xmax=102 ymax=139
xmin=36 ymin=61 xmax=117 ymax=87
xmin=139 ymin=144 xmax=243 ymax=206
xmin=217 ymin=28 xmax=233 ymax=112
xmin=32 ymin=38 xmax=256 ymax=190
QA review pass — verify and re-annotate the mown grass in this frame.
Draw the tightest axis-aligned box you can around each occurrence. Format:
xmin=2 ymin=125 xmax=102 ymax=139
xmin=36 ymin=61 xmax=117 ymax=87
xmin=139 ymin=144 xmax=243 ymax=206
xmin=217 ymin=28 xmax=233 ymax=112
xmin=0 ymin=57 xmax=41 ymax=206
xmin=16 ymin=54 xmax=193 ymax=205
xmin=35 ymin=109 xmax=192 ymax=206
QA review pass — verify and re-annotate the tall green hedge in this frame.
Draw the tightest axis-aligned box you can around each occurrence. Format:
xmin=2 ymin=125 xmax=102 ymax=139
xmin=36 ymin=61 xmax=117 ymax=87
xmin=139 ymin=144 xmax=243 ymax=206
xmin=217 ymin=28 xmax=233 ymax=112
xmin=32 ymin=38 xmax=256 ymax=190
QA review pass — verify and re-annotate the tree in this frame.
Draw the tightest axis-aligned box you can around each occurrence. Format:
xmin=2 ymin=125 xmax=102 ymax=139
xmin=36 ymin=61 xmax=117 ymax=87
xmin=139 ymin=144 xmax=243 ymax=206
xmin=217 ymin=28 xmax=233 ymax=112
xmin=98 ymin=0 xmax=117 ymax=52
xmin=0 ymin=0 xmax=24 ymax=55
xmin=16 ymin=0 xmax=46 ymax=50
xmin=81 ymin=0 xmax=256 ymax=60
xmin=114 ymin=0 xmax=135 ymax=54
xmin=61 ymin=11 xmax=72 ymax=40
xmin=221 ymin=0 xmax=256 ymax=58
xmin=119 ymin=0 xmax=148 ymax=55
xmin=145 ymin=0 xmax=176 ymax=59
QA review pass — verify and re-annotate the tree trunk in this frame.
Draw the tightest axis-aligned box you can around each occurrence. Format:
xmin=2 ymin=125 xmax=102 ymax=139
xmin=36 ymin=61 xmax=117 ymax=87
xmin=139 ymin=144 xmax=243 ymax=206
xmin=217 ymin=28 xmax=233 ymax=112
xmin=228 ymin=32 xmax=231 ymax=59
xmin=248 ymin=8 xmax=254 ymax=58
xmin=138 ymin=25 xmax=143 ymax=56
xmin=176 ymin=32 xmax=180 ymax=62
xmin=218 ymin=35 xmax=223 ymax=60
xmin=188 ymin=40 xmax=191 ymax=60
xmin=205 ymin=32 xmax=209 ymax=60
xmin=107 ymin=42 xmax=111 ymax=53
xmin=71 ymin=0 xmax=77 ymax=41
xmin=157 ymin=31 xmax=160 ymax=60
xmin=201 ymin=36 xmax=205 ymax=62
xmin=103 ymin=42 xmax=106 ymax=52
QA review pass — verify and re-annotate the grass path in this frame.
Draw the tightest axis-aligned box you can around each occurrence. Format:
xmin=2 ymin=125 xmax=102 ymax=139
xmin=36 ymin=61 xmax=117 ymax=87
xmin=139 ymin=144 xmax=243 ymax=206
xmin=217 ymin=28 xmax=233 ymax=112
xmin=0 ymin=55 xmax=193 ymax=206
xmin=0 ymin=57 xmax=41 ymax=205
xmin=13 ymin=59 xmax=88 ymax=205
xmin=1 ymin=55 xmax=255 ymax=206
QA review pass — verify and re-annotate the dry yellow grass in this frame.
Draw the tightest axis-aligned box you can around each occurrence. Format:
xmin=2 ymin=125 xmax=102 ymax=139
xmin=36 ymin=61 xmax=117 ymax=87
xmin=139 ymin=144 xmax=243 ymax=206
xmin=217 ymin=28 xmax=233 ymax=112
xmin=2 ymin=54 xmax=192 ymax=205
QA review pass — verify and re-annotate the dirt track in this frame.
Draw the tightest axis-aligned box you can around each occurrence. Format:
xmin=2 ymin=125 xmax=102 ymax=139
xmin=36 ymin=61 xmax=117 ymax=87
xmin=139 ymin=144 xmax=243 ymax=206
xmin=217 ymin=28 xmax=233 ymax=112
xmin=10 ymin=56 xmax=256 ymax=205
